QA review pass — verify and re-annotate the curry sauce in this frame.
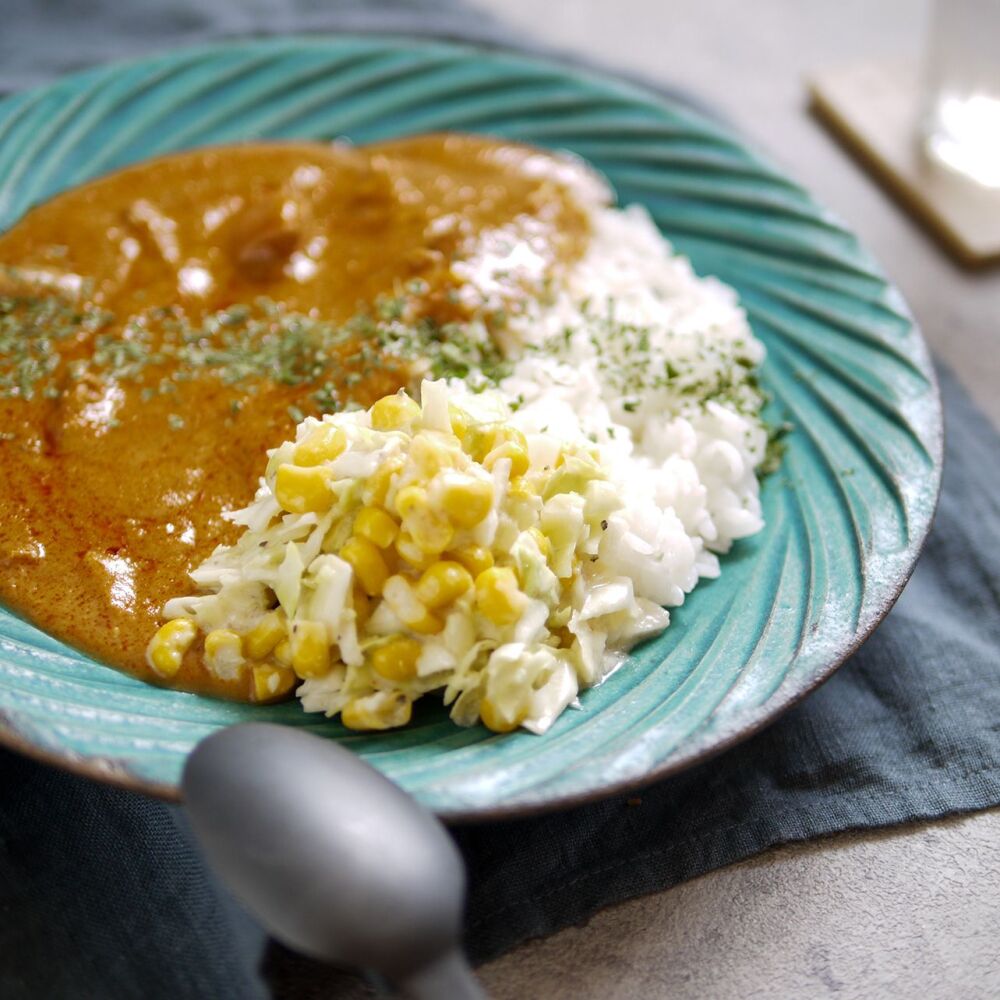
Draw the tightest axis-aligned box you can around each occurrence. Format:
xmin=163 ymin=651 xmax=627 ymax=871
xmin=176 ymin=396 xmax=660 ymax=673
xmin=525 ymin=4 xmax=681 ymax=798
xmin=0 ymin=134 xmax=592 ymax=699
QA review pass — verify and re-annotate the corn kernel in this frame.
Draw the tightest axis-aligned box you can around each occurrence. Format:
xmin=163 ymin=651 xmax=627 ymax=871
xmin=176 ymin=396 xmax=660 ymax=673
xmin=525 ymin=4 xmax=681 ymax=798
xmin=371 ymin=636 xmax=422 ymax=682
xmin=352 ymin=584 xmax=371 ymax=625
xmin=448 ymin=403 xmax=469 ymax=441
xmin=480 ymin=697 xmax=527 ymax=733
xmin=204 ymin=629 xmax=245 ymax=680
xmin=507 ymin=479 xmax=534 ymax=504
xmin=370 ymin=392 xmax=420 ymax=430
xmin=273 ymin=638 xmax=293 ymax=668
xmin=366 ymin=454 xmax=403 ymax=507
xmin=290 ymin=621 xmax=331 ymax=679
xmin=244 ymin=611 xmax=287 ymax=660
xmin=146 ymin=617 xmax=197 ymax=678
xmin=382 ymin=575 xmax=444 ymax=634
xmin=275 ymin=463 xmax=335 ymax=514
xmin=394 ymin=484 xmax=453 ymax=554
xmin=251 ymin=664 xmax=297 ymax=702
xmin=341 ymin=691 xmax=412 ymax=730
xmin=394 ymin=483 xmax=428 ymax=521
xmin=293 ymin=425 xmax=347 ymax=466
xmin=475 ymin=566 xmax=526 ymax=626
xmin=408 ymin=510 xmax=453 ymax=555
xmin=395 ymin=530 xmax=437 ymax=571
xmin=415 ymin=561 xmax=473 ymax=610
xmin=340 ymin=536 xmax=390 ymax=597
xmin=528 ymin=527 xmax=552 ymax=560
xmin=353 ymin=506 xmax=398 ymax=549
xmin=450 ymin=545 xmax=494 ymax=577
xmin=483 ymin=441 xmax=530 ymax=477
xmin=469 ymin=425 xmax=527 ymax=463
xmin=441 ymin=474 xmax=494 ymax=528
xmin=409 ymin=432 xmax=459 ymax=477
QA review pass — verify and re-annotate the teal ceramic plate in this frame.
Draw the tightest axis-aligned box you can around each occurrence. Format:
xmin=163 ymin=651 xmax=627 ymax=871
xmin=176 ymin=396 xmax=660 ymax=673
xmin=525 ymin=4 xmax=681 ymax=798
xmin=0 ymin=36 xmax=941 ymax=819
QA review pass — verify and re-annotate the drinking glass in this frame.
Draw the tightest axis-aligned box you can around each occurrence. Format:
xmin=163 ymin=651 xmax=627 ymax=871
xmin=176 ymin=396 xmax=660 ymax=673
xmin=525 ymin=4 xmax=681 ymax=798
xmin=922 ymin=0 xmax=1000 ymax=188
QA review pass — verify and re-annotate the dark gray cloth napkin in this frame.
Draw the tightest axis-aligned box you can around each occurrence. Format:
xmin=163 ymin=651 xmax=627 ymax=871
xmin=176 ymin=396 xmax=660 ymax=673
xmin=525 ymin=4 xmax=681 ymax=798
xmin=2 ymin=3 xmax=999 ymax=998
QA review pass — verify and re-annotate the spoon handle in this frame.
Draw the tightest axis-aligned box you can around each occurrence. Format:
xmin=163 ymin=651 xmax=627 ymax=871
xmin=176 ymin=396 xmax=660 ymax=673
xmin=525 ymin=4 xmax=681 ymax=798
xmin=396 ymin=948 xmax=488 ymax=1000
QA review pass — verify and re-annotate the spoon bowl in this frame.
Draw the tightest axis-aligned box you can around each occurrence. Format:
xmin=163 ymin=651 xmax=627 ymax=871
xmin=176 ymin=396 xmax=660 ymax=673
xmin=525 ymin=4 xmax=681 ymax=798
xmin=182 ymin=723 xmax=485 ymax=998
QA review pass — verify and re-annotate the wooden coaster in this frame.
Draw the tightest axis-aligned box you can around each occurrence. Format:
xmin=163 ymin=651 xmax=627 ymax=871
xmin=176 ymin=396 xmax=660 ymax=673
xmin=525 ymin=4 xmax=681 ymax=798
xmin=809 ymin=61 xmax=1000 ymax=267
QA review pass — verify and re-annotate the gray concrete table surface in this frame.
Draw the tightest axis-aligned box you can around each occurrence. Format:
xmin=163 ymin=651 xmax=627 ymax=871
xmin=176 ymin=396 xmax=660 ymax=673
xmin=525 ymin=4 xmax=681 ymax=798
xmin=318 ymin=1 xmax=1000 ymax=997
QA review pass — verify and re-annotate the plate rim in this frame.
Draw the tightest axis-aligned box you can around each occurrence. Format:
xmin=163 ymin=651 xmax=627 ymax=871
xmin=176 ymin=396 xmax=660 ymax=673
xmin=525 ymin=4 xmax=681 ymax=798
xmin=0 ymin=32 xmax=944 ymax=821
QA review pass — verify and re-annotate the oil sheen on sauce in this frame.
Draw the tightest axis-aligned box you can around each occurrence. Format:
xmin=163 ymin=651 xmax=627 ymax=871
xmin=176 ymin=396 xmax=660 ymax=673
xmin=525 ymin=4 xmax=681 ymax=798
xmin=0 ymin=134 xmax=591 ymax=699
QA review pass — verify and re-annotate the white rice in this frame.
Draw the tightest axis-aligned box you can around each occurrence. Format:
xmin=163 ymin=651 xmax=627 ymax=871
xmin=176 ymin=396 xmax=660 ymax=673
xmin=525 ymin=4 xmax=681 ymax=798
xmin=454 ymin=191 xmax=767 ymax=618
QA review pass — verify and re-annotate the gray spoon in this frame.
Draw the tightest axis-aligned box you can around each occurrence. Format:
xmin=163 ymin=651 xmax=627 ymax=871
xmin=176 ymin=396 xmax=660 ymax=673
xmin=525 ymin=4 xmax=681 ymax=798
xmin=182 ymin=722 xmax=487 ymax=1000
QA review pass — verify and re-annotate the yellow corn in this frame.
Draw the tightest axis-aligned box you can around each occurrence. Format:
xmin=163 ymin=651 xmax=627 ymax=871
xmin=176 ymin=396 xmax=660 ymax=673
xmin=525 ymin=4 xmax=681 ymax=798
xmin=475 ymin=566 xmax=526 ymax=626
xmin=415 ymin=561 xmax=473 ymax=610
xmin=273 ymin=638 xmax=293 ymax=668
xmin=469 ymin=425 xmax=527 ymax=462
xmin=340 ymin=536 xmax=390 ymax=597
xmin=275 ymin=463 xmax=335 ymax=514
xmin=204 ymin=629 xmax=245 ymax=680
xmin=251 ymin=664 xmax=297 ymax=702
xmin=369 ymin=392 xmax=420 ymax=430
xmin=480 ymin=697 xmax=527 ymax=734
xmin=448 ymin=403 xmax=469 ymax=441
xmin=507 ymin=479 xmax=535 ymax=505
xmin=483 ymin=441 xmax=530 ymax=478
xmin=353 ymin=506 xmax=398 ymax=549
xmin=528 ymin=527 xmax=553 ymax=560
xmin=366 ymin=454 xmax=403 ymax=508
xmin=371 ymin=636 xmax=422 ymax=682
xmin=352 ymin=584 xmax=371 ymax=625
xmin=146 ymin=617 xmax=197 ymax=678
xmin=440 ymin=474 xmax=494 ymax=528
xmin=394 ymin=483 xmax=453 ymax=554
xmin=408 ymin=509 xmax=453 ymax=555
xmin=450 ymin=545 xmax=494 ymax=577
xmin=293 ymin=424 xmax=347 ymax=466
xmin=395 ymin=530 xmax=437 ymax=571
xmin=394 ymin=483 xmax=428 ymax=521
xmin=410 ymin=432 xmax=459 ymax=476
xmin=290 ymin=620 xmax=331 ymax=679
xmin=244 ymin=611 xmax=287 ymax=660
xmin=341 ymin=691 xmax=412 ymax=730
xmin=382 ymin=575 xmax=444 ymax=634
